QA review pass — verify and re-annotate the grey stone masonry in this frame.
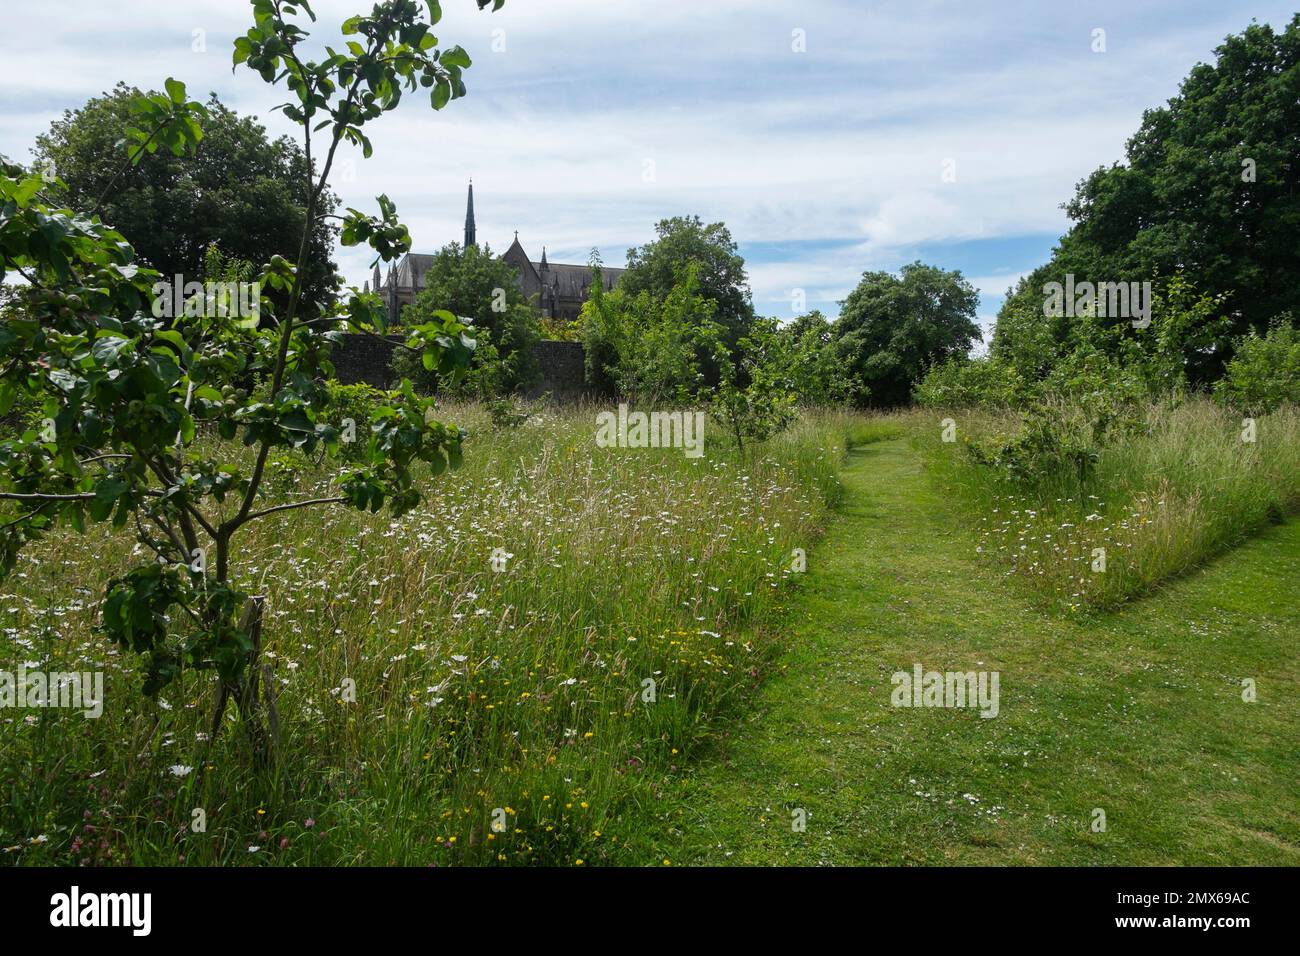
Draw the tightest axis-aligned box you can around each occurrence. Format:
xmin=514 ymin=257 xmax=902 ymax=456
xmin=331 ymin=333 xmax=406 ymax=389
xmin=330 ymin=334 xmax=589 ymax=401
xmin=525 ymin=340 xmax=587 ymax=401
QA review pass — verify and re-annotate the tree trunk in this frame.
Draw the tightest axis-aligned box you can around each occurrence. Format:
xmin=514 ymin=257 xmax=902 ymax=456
xmin=208 ymin=595 xmax=277 ymax=766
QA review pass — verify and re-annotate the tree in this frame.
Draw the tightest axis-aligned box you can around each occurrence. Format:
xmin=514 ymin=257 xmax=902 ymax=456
xmin=32 ymin=86 xmax=341 ymax=312
xmin=709 ymin=317 xmax=797 ymax=455
xmin=833 ymin=262 xmax=981 ymax=407
xmin=397 ymin=241 xmax=540 ymax=394
xmin=1215 ymin=317 xmax=1300 ymax=414
xmin=994 ymin=15 xmax=1300 ymax=386
xmin=580 ymin=263 xmax=720 ymax=406
xmin=0 ymin=0 xmax=504 ymax=757
xmin=621 ymin=215 xmax=755 ymax=355
xmin=992 ymin=269 xmax=1230 ymax=399
xmin=774 ymin=310 xmax=851 ymax=406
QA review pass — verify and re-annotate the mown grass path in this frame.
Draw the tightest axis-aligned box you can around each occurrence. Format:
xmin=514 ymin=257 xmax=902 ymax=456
xmin=663 ymin=439 xmax=1300 ymax=864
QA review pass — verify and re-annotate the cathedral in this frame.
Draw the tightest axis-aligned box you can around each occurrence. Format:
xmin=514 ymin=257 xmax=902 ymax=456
xmin=370 ymin=182 xmax=624 ymax=324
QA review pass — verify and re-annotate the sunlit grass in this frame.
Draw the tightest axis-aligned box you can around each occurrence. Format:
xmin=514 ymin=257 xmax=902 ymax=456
xmin=914 ymin=398 xmax=1300 ymax=610
xmin=0 ymin=403 xmax=863 ymax=865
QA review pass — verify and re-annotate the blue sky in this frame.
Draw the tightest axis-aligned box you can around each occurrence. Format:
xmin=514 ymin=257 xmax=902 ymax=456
xmin=2 ymin=0 xmax=1296 ymax=343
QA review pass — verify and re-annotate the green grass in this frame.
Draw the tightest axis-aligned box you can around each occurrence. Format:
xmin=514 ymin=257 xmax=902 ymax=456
xmin=3 ymin=403 xmax=1296 ymax=867
xmin=0 ymin=404 xmax=855 ymax=866
xmin=916 ymin=398 xmax=1300 ymax=610
xmin=650 ymin=438 xmax=1299 ymax=864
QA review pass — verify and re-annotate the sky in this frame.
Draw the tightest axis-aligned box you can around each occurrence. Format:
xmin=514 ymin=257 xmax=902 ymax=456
xmin=2 ymin=0 xmax=1296 ymax=343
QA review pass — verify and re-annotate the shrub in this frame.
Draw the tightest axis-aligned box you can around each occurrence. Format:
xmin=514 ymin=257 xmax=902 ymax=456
xmin=580 ymin=265 xmax=718 ymax=406
xmin=964 ymin=401 xmax=1102 ymax=491
xmin=540 ymin=316 xmax=582 ymax=342
xmin=323 ymin=381 xmax=389 ymax=461
xmin=485 ymin=393 xmax=544 ymax=430
xmin=709 ymin=317 xmax=797 ymax=453
xmin=963 ymin=381 xmax=1147 ymax=494
xmin=1040 ymin=343 xmax=1147 ymax=406
xmin=1215 ymin=318 xmax=1300 ymax=415
xmin=392 ymin=334 xmax=513 ymax=399
xmin=914 ymin=356 xmax=1025 ymax=408
xmin=396 ymin=241 xmax=542 ymax=395
xmin=775 ymin=311 xmax=852 ymax=406
xmin=990 ymin=271 xmax=1229 ymax=402
xmin=921 ymin=398 xmax=1300 ymax=611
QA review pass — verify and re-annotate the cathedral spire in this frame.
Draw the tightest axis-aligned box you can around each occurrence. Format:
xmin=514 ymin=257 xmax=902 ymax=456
xmin=464 ymin=178 xmax=476 ymax=249
xmin=540 ymin=246 xmax=548 ymax=270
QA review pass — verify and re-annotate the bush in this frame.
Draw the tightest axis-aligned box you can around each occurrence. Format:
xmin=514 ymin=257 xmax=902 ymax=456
xmin=964 ymin=401 xmax=1102 ymax=490
xmin=774 ymin=311 xmax=852 ymax=406
xmin=709 ymin=317 xmax=797 ymax=453
xmin=580 ymin=265 xmax=718 ymax=406
xmin=989 ymin=272 xmax=1229 ymax=403
xmin=485 ymin=393 xmax=544 ymax=430
xmin=1039 ymin=342 xmax=1155 ymax=412
xmin=962 ymin=379 xmax=1147 ymax=494
xmin=395 ymin=242 xmax=542 ymax=396
xmin=392 ymin=335 xmax=515 ymax=400
xmin=540 ymin=316 xmax=582 ymax=342
xmin=1215 ymin=318 xmax=1300 ymax=415
xmin=323 ymin=381 xmax=389 ymax=461
xmin=914 ymin=356 xmax=1024 ymax=408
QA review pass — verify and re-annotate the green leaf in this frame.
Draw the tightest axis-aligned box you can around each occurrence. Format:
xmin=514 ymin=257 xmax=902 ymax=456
xmin=165 ymin=77 xmax=187 ymax=105
xmin=431 ymin=77 xmax=451 ymax=110
xmin=439 ymin=46 xmax=471 ymax=69
xmin=152 ymin=329 xmax=191 ymax=361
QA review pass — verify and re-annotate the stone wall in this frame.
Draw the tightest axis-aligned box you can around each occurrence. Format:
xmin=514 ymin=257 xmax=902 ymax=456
xmin=330 ymin=333 xmax=589 ymax=401
xmin=331 ymin=333 xmax=405 ymax=390
xmin=526 ymin=340 xmax=587 ymax=402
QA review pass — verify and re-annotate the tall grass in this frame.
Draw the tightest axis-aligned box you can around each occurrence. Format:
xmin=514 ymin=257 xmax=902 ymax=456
xmin=1 ymin=404 xmax=859 ymax=866
xmin=916 ymin=397 xmax=1300 ymax=610
xmin=844 ymin=416 xmax=906 ymax=448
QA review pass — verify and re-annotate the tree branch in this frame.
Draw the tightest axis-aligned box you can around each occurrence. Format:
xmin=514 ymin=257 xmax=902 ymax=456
xmin=230 ymin=38 xmax=371 ymax=535
xmin=0 ymin=491 xmax=97 ymax=502
xmin=0 ymin=489 xmax=164 ymax=502
xmin=144 ymin=457 xmax=218 ymax=543
xmin=0 ymin=504 xmax=51 ymax=530
xmin=241 ymin=496 xmax=345 ymax=523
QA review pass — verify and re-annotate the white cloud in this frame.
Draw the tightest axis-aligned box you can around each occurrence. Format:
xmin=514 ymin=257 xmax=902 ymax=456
xmin=3 ymin=0 xmax=1295 ymax=316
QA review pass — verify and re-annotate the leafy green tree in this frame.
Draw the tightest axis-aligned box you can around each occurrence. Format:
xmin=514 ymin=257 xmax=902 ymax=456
xmin=32 ymin=86 xmax=341 ymax=311
xmin=0 ymin=0 xmax=503 ymax=754
xmin=833 ymin=262 xmax=981 ymax=407
xmin=1215 ymin=318 xmax=1300 ymax=414
xmin=621 ymin=215 xmax=755 ymax=355
xmin=397 ymin=241 xmax=540 ymax=394
xmin=986 ymin=283 xmax=1070 ymax=383
xmin=709 ymin=317 xmax=797 ymax=454
xmin=992 ymin=271 xmax=1229 ymax=398
xmin=913 ymin=355 xmax=1026 ymax=409
xmin=580 ymin=264 xmax=720 ymax=406
xmin=930 ymin=274 xmax=1227 ymax=410
xmin=994 ymin=15 xmax=1300 ymax=385
xmin=774 ymin=310 xmax=851 ymax=406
